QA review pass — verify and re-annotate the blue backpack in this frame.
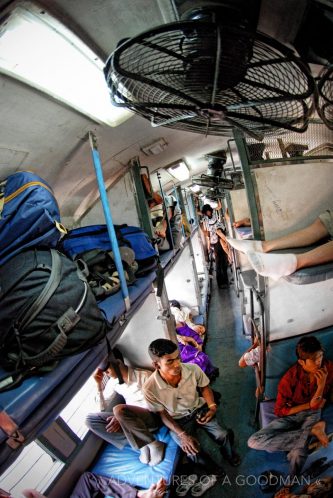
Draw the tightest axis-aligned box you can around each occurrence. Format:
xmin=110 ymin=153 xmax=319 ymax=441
xmin=0 ymin=171 xmax=65 ymax=265
xmin=60 ymin=224 xmax=159 ymax=275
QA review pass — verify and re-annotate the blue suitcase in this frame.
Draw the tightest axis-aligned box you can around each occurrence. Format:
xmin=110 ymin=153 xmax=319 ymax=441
xmin=0 ymin=171 xmax=65 ymax=266
xmin=60 ymin=224 xmax=159 ymax=275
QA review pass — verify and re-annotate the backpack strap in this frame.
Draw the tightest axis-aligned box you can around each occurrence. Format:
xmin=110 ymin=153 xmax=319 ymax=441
xmin=17 ymin=249 xmax=62 ymax=331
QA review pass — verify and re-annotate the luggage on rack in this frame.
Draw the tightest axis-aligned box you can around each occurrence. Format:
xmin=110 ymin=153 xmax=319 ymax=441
xmin=0 ymin=248 xmax=108 ymax=390
xmin=77 ymin=247 xmax=137 ymax=299
xmin=0 ymin=171 xmax=66 ymax=266
xmin=60 ymin=224 xmax=159 ymax=275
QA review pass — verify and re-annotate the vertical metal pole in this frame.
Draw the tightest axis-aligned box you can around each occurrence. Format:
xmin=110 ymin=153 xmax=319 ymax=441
xmin=233 ymin=129 xmax=261 ymax=239
xmin=157 ymin=171 xmax=175 ymax=253
xmin=176 ymin=186 xmax=202 ymax=308
xmin=130 ymin=158 xmax=155 ymax=238
xmin=88 ymin=132 xmax=130 ymax=311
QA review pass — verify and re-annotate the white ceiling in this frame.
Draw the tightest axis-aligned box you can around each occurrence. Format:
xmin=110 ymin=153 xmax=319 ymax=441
xmin=0 ymin=0 xmax=314 ymax=219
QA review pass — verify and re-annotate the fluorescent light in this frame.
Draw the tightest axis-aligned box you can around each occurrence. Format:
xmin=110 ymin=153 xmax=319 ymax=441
xmin=167 ymin=161 xmax=190 ymax=181
xmin=0 ymin=2 xmax=132 ymax=126
xmin=190 ymin=184 xmax=201 ymax=192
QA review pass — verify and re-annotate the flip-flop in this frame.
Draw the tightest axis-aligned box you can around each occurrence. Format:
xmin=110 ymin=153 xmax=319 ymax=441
xmin=175 ymin=474 xmax=198 ymax=497
xmin=190 ymin=475 xmax=218 ymax=497
xmin=308 ymin=432 xmax=333 ymax=453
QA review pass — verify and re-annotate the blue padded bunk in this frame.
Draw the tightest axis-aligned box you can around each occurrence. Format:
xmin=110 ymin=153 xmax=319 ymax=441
xmin=234 ymin=226 xmax=253 ymax=239
xmin=264 ymin=326 xmax=333 ymax=400
xmin=0 ymin=271 xmax=156 ymax=474
xmin=159 ymin=250 xmax=174 ymax=268
xmin=284 ymin=261 xmax=333 ymax=285
xmin=92 ymin=426 xmax=180 ymax=490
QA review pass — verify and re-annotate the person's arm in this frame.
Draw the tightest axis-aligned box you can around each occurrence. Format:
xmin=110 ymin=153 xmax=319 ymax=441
xmin=196 ymin=385 xmax=217 ymax=424
xmin=309 ymin=366 xmax=328 ymax=409
xmin=239 ymin=339 xmax=259 ymax=368
xmin=158 ymin=409 xmax=200 ymax=455
xmin=93 ymin=368 xmax=107 ymax=411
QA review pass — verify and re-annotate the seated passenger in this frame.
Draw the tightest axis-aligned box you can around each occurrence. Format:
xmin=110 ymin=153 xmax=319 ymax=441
xmin=143 ymin=339 xmax=241 ymax=484
xmin=248 ymin=336 xmax=333 ymax=493
xmin=21 ymin=474 xmax=167 ymax=498
xmin=238 ymin=338 xmax=260 ymax=368
xmin=227 ymin=209 xmax=333 ymax=280
xmin=170 ymin=300 xmax=205 ymax=335
xmin=86 ymin=353 xmax=164 ymax=466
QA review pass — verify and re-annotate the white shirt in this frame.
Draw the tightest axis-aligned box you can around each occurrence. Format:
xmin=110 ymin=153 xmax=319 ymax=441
xmin=99 ymin=367 xmax=152 ymax=410
xmin=143 ymin=363 xmax=209 ymax=419
xmin=170 ymin=305 xmax=196 ymax=328
xmin=203 ymin=214 xmax=225 ymax=244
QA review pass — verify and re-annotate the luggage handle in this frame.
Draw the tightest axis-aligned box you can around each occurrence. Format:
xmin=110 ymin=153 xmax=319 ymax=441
xmin=21 ymin=307 xmax=81 ymax=367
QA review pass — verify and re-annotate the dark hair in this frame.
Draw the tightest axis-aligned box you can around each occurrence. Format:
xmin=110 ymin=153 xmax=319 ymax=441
xmin=296 ymin=336 xmax=323 ymax=360
xmin=99 ymin=348 xmax=124 ymax=371
xmin=170 ymin=300 xmax=181 ymax=309
xmin=201 ymin=204 xmax=212 ymax=215
xmin=148 ymin=339 xmax=178 ymax=360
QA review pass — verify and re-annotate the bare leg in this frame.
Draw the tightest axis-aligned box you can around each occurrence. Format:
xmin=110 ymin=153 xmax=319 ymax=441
xmin=263 ymin=218 xmax=329 ymax=252
xmin=233 ymin=217 xmax=251 ymax=228
xmin=296 ymin=240 xmax=333 ymax=269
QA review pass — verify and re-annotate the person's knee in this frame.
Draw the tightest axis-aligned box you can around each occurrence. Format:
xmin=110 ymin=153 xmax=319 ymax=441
xmin=113 ymin=403 xmax=127 ymax=420
xmin=247 ymin=433 xmax=260 ymax=449
xmin=85 ymin=412 xmax=97 ymax=429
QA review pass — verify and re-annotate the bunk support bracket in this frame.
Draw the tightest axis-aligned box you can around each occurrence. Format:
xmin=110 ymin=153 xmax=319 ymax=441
xmin=0 ymin=409 xmax=25 ymax=449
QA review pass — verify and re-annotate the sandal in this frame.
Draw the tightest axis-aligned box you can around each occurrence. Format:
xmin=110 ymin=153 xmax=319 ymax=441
xmin=175 ymin=474 xmax=198 ymax=497
xmin=190 ymin=475 xmax=218 ymax=497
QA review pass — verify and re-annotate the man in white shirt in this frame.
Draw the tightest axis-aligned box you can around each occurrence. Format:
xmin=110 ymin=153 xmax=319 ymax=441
xmin=86 ymin=354 xmax=164 ymax=466
xmin=142 ymin=339 xmax=240 ymax=475
xmin=201 ymin=204 xmax=229 ymax=288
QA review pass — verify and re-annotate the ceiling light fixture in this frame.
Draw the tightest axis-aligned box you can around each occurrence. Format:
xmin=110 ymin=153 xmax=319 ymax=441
xmin=0 ymin=2 xmax=132 ymax=126
xmin=166 ymin=161 xmax=190 ymax=182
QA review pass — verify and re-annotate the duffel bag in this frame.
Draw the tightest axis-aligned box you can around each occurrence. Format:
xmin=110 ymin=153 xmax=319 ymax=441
xmin=0 ymin=248 xmax=108 ymax=388
xmin=60 ymin=224 xmax=158 ymax=275
xmin=0 ymin=171 xmax=66 ymax=266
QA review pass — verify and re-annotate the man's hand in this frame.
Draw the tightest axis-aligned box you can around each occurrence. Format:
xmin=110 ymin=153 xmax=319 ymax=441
xmin=178 ymin=433 xmax=200 ymax=455
xmin=196 ymin=407 xmax=217 ymax=425
xmin=315 ymin=366 xmax=328 ymax=389
xmin=105 ymin=416 xmax=122 ymax=433
xmin=93 ymin=368 xmax=104 ymax=389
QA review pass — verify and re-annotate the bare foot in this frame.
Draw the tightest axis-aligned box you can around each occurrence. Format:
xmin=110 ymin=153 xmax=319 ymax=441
xmin=311 ymin=420 xmax=329 ymax=447
xmin=137 ymin=478 xmax=167 ymax=498
xmin=274 ymin=486 xmax=293 ymax=498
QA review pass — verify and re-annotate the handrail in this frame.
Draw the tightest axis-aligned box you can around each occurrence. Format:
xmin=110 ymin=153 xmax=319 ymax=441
xmin=88 ymin=132 xmax=130 ymax=311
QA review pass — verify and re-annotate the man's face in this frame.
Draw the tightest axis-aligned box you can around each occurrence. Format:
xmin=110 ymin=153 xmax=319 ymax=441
xmin=156 ymin=350 xmax=182 ymax=377
xmin=298 ymin=351 xmax=324 ymax=373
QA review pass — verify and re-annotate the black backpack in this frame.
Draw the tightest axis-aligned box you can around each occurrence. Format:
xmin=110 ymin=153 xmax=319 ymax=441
xmin=0 ymin=248 xmax=108 ymax=390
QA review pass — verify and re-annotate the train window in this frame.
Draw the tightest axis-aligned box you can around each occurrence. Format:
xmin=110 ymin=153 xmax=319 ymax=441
xmin=60 ymin=375 xmax=98 ymax=439
xmin=0 ymin=442 xmax=64 ymax=497
xmin=0 ymin=2 xmax=132 ymax=126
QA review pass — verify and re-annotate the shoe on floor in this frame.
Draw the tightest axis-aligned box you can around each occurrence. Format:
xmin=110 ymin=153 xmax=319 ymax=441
xmin=190 ymin=475 xmax=218 ymax=497
xmin=175 ymin=474 xmax=198 ymax=497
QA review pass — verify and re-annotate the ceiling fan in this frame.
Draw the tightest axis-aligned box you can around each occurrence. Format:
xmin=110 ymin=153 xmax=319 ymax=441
xmin=104 ymin=1 xmax=315 ymax=138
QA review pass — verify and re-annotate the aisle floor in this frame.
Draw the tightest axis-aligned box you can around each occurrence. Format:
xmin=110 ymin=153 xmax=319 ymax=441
xmin=176 ymin=275 xmax=288 ymax=498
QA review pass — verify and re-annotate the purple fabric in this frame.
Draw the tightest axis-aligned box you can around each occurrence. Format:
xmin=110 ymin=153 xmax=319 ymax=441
xmin=178 ymin=343 xmax=216 ymax=377
xmin=176 ymin=324 xmax=203 ymax=345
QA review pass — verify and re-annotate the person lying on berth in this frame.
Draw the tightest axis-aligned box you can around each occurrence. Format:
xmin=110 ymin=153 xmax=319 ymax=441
xmin=227 ymin=209 xmax=333 ymax=280
xmin=86 ymin=351 xmax=164 ymax=466
xmin=21 ymin=474 xmax=167 ymax=498
xmin=248 ymin=336 xmax=333 ymax=497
